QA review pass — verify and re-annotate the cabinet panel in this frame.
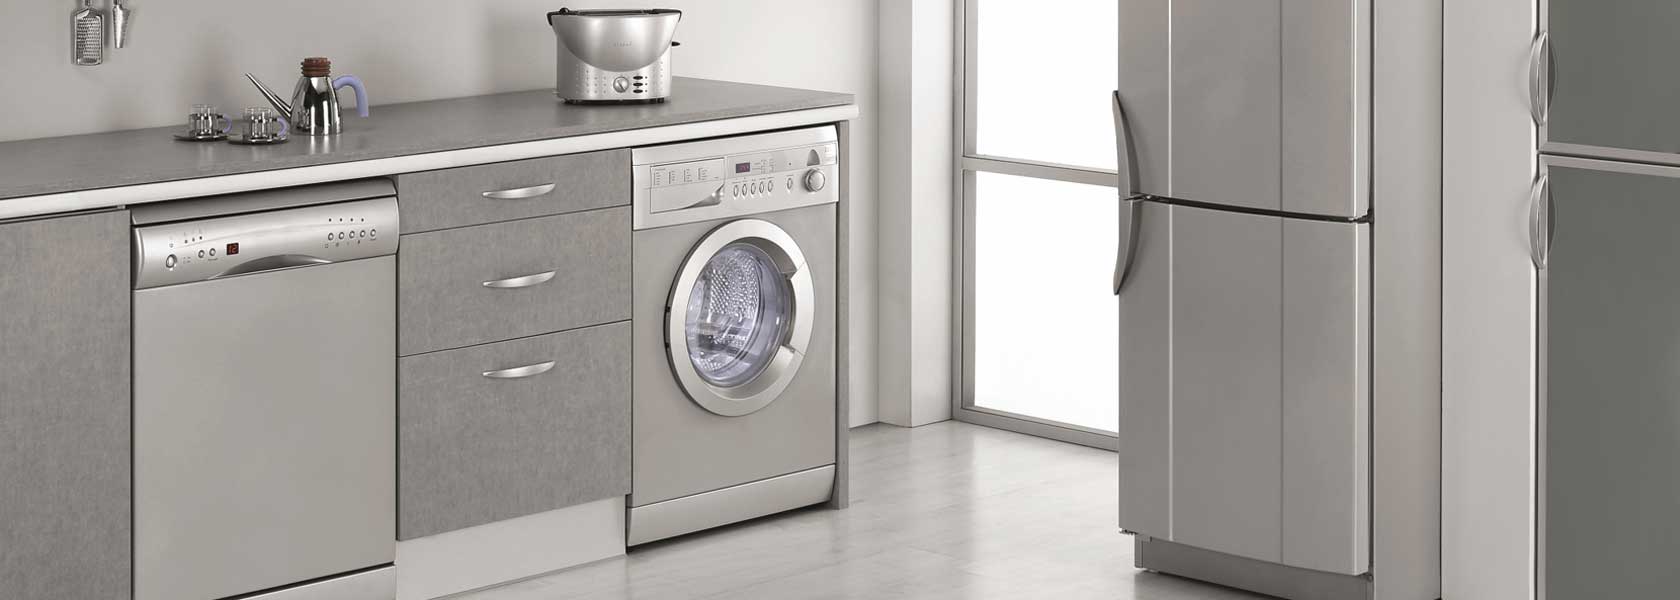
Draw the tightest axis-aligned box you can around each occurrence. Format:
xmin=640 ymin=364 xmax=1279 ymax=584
xmin=1166 ymin=0 xmax=1282 ymax=211
xmin=1117 ymin=202 xmax=1172 ymax=539
xmin=1546 ymin=1 xmax=1680 ymax=159
xmin=1117 ymin=0 xmax=1171 ymax=197
xmin=1282 ymin=0 xmax=1369 ymax=217
xmin=399 ymin=322 xmax=631 ymax=540
xmin=1169 ymin=206 xmax=1283 ymax=563
xmin=398 ymin=207 xmax=631 ymax=356
xmin=0 ymin=211 xmax=131 ymax=600
xmin=396 ymin=150 xmax=630 ymax=234
xmin=1281 ymin=219 xmax=1370 ymax=575
xmin=1543 ymin=163 xmax=1680 ymax=599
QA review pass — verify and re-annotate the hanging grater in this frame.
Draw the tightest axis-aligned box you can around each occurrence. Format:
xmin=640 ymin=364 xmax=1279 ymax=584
xmin=72 ymin=0 xmax=104 ymax=66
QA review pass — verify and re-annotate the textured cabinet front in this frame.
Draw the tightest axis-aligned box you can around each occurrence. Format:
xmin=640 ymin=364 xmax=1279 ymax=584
xmin=1117 ymin=204 xmax=1370 ymax=574
xmin=399 ymin=322 xmax=631 ymax=540
xmin=0 ymin=211 xmax=131 ymax=600
xmin=396 ymin=150 xmax=630 ymax=234
xmin=1118 ymin=0 xmax=1368 ymax=217
xmin=398 ymin=207 xmax=631 ymax=356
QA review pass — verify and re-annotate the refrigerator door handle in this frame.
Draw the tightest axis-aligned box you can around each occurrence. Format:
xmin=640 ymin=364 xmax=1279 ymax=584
xmin=1114 ymin=199 xmax=1143 ymax=296
xmin=1529 ymin=30 xmax=1553 ymax=127
xmin=1529 ymin=172 xmax=1552 ymax=270
xmin=1112 ymin=91 xmax=1141 ymax=197
xmin=1113 ymin=91 xmax=1143 ymax=296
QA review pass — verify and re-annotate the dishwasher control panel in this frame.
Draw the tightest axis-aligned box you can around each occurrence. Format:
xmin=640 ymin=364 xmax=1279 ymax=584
xmin=134 ymin=197 xmax=400 ymax=290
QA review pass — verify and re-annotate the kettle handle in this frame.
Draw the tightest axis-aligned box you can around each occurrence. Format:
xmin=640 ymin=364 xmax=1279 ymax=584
xmin=333 ymin=75 xmax=369 ymax=118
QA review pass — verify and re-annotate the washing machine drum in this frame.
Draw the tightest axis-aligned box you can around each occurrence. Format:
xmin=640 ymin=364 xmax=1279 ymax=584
xmin=668 ymin=220 xmax=814 ymax=417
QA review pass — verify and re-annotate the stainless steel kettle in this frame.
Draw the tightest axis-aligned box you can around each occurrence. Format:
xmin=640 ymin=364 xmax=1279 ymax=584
xmin=247 ymin=57 xmax=368 ymax=136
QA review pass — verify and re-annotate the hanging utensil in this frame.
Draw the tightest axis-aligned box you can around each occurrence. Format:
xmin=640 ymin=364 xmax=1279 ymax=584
xmin=72 ymin=0 xmax=105 ymax=66
xmin=111 ymin=0 xmax=132 ymax=49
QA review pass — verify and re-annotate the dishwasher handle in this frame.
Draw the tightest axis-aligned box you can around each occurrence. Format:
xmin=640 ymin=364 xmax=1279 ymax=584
xmin=211 ymin=254 xmax=333 ymax=279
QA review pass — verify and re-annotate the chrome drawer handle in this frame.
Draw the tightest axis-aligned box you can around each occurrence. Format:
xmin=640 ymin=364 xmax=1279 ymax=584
xmin=481 ymin=183 xmax=557 ymax=200
xmin=482 ymin=270 xmax=556 ymax=289
xmin=482 ymin=361 xmax=556 ymax=380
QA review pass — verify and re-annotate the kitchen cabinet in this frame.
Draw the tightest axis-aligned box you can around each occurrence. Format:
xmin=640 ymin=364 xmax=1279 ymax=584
xmin=398 ymin=207 xmax=631 ymax=356
xmin=1118 ymin=203 xmax=1369 ymax=575
xmin=395 ymin=150 xmax=630 ymax=234
xmin=398 ymin=322 xmax=631 ymax=540
xmin=1118 ymin=0 xmax=1367 ymax=217
xmin=0 ymin=210 xmax=131 ymax=600
xmin=1541 ymin=1 xmax=1680 ymax=164
xmin=1538 ymin=158 xmax=1680 ymax=599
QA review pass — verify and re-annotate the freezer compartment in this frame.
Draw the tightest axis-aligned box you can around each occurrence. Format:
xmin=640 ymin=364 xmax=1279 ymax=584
xmin=1118 ymin=203 xmax=1369 ymax=575
xmin=1118 ymin=0 xmax=1369 ymax=218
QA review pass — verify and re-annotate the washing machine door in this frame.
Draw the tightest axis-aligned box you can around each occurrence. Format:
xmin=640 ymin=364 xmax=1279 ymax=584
xmin=667 ymin=219 xmax=815 ymax=417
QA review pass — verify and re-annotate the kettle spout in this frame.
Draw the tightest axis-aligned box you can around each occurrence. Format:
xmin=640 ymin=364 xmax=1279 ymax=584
xmin=245 ymin=73 xmax=292 ymax=116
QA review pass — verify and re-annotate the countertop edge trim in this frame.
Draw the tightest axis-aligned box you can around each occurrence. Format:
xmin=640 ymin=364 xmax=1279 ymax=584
xmin=0 ymin=104 xmax=859 ymax=222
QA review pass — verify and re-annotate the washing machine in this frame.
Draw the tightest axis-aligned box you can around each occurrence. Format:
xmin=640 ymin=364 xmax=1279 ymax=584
xmin=627 ymin=126 xmax=840 ymax=546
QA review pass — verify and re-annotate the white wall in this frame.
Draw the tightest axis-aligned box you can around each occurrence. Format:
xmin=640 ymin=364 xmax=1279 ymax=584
xmin=0 ymin=0 xmax=880 ymax=425
xmin=875 ymin=0 xmax=954 ymax=427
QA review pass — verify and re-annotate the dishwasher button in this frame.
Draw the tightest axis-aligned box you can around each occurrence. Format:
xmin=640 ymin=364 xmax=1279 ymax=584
xmin=164 ymin=254 xmax=177 ymax=269
xmin=369 ymin=228 xmax=377 ymax=237
xmin=198 ymin=250 xmax=206 ymax=259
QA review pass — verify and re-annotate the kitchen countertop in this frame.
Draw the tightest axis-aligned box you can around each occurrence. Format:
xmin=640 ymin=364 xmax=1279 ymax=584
xmin=0 ymin=78 xmax=853 ymax=205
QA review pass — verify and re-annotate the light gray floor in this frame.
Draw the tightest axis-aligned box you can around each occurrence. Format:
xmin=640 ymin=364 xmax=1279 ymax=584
xmin=460 ymin=421 xmax=1268 ymax=600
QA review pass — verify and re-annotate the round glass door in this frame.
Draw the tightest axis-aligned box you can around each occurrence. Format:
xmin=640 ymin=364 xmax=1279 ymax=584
xmin=684 ymin=243 xmax=791 ymax=387
xmin=668 ymin=220 xmax=814 ymax=417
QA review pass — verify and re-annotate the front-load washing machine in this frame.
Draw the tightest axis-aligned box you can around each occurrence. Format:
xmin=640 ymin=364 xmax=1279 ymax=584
xmin=627 ymin=126 xmax=840 ymax=545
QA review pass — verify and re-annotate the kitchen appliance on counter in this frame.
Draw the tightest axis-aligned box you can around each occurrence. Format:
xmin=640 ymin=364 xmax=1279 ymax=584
xmin=132 ymin=180 xmax=398 ymax=600
xmin=547 ymin=8 xmax=682 ymax=104
xmin=628 ymin=126 xmax=840 ymax=545
xmin=247 ymin=57 xmax=368 ymax=136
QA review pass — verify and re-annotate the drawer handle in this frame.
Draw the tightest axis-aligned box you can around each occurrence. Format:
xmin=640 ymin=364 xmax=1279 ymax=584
xmin=481 ymin=183 xmax=557 ymax=200
xmin=482 ymin=361 xmax=556 ymax=380
xmin=482 ymin=270 xmax=556 ymax=289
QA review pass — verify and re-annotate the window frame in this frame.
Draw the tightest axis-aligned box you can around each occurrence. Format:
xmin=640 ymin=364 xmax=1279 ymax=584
xmin=950 ymin=0 xmax=1121 ymax=450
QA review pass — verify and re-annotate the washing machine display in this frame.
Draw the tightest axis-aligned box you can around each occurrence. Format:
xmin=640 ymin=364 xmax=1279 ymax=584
xmin=667 ymin=219 xmax=814 ymax=417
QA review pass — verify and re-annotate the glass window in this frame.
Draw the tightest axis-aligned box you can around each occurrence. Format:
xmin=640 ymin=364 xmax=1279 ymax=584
xmin=971 ymin=172 xmax=1118 ymax=433
xmin=974 ymin=0 xmax=1119 ymax=169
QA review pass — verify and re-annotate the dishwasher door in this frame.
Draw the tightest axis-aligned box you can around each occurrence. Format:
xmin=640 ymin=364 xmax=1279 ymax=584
xmin=134 ymin=256 xmax=395 ymax=600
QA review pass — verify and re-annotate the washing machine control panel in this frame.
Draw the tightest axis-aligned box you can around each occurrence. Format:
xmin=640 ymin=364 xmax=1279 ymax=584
xmin=633 ymin=126 xmax=842 ymax=230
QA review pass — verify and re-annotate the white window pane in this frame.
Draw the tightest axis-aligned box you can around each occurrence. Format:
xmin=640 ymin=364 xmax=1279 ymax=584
xmin=974 ymin=0 xmax=1119 ymax=170
xmin=972 ymin=172 xmax=1118 ymax=433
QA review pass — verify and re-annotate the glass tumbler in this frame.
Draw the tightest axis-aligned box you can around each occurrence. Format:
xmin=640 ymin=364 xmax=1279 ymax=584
xmin=185 ymin=105 xmax=231 ymax=137
xmin=242 ymin=107 xmax=290 ymax=141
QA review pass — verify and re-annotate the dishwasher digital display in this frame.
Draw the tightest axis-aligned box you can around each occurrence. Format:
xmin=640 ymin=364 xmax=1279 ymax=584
xmin=736 ymin=162 xmax=751 ymax=174
xmin=225 ymin=243 xmax=239 ymax=256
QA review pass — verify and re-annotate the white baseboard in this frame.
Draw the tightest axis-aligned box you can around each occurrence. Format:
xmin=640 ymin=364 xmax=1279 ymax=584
xmin=395 ymin=497 xmax=626 ymax=600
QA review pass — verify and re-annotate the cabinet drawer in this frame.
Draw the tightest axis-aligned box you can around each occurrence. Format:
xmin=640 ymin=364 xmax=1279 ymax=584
xmin=398 ymin=322 xmax=631 ymax=540
xmin=398 ymin=207 xmax=630 ymax=356
xmin=396 ymin=150 xmax=629 ymax=234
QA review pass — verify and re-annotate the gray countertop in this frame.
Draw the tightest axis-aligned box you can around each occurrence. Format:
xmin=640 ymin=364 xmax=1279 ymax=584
xmin=0 ymin=78 xmax=853 ymax=203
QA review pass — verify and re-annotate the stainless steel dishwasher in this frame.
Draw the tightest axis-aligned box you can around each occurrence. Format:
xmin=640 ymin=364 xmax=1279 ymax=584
xmin=132 ymin=181 xmax=399 ymax=600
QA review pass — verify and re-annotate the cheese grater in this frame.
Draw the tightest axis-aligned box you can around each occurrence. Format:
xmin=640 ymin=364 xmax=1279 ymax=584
xmin=72 ymin=0 xmax=104 ymax=66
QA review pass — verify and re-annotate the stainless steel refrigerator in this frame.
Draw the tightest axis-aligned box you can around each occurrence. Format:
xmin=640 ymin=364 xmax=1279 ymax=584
xmin=1534 ymin=2 xmax=1680 ymax=599
xmin=1112 ymin=0 xmax=1372 ymax=585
